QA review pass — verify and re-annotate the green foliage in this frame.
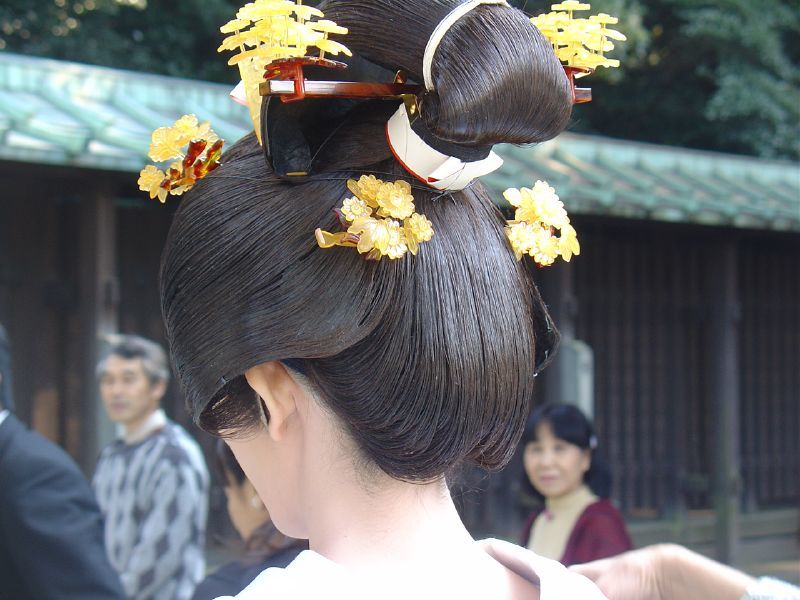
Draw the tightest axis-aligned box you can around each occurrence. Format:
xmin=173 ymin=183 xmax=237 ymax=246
xmin=567 ymin=0 xmax=800 ymax=159
xmin=0 ymin=0 xmax=240 ymax=82
xmin=2 ymin=0 xmax=798 ymax=159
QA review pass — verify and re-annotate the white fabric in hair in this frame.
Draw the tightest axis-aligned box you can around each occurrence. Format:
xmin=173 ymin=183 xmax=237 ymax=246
xmin=386 ymin=103 xmax=503 ymax=191
xmin=423 ymin=0 xmax=511 ymax=91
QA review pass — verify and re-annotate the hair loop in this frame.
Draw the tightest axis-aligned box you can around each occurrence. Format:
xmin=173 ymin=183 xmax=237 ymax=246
xmin=422 ymin=0 xmax=511 ymax=91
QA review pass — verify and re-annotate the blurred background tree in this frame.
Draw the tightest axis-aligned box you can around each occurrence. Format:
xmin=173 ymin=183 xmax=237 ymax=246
xmin=1 ymin=0 xmax=798 ymax=159
xmin=561 ymin=0 xmax=800 ymax=160
xmin=0 ymin=0 xmax=238 ymax=81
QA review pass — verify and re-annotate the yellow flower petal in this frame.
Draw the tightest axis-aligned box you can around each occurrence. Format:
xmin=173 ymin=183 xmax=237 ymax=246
xmin=138 ymin=165 xmax=167 ymax=200
xmin=307 ymin=19 xmax=348 ymax=34
xmin=315 ymin=38 xmax=353 ymax=57
xmin=551 ymin=1 xmax=591 ymax=11
xmin=375 ymin=181 xmax=415 ymax=220
xmin=149 ymin=127 xmax=185 ymax=162
xmin=504 ymin=187 xmax=523 ymax=208
xmin=220 ymin=18 xmax=252 ymax=34
xmin=341 ymin=197 xmax=371 ymax=222
xmin=404 ymin=213 xmax=434 ymax=244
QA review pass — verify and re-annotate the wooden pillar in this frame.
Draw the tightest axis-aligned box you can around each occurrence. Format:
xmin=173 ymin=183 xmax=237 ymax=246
xmin=541 ymin=262 xmax=592 ymax=415
xmin=547 ymin=261 xmax=577 ymax=340
xmin=710 ymin=241 xmax=741 ymax=564
xmin=78 ymin=188 xmax=119 ymax=474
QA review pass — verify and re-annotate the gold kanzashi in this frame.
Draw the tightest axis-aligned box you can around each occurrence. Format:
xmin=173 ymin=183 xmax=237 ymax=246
xmin=138 ymin=115 xmax=223 ymax=203
xmin=504 ymin=180 xmax=580 ymax=266
xmin=218 ymin=0 xmax=352 ymax=141
xmin=532 ymin=2 xmax=625 ymax=72
xmin=316 ymin=176 xmax=434 ymax=261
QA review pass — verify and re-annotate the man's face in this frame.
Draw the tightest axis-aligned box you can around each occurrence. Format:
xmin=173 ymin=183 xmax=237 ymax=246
xmin=99 ymin=355 xmax=164 ymax=428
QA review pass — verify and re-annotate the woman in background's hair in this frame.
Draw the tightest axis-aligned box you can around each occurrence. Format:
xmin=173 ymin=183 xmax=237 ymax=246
xmin=160 ymin=0 xmax=606 ymax=597
xmin=519 ymin=403 xmax=633 ymax=565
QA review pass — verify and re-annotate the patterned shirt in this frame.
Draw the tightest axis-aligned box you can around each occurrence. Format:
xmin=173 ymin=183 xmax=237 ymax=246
xmin=93 ymin=414 xmax=209 ymax=600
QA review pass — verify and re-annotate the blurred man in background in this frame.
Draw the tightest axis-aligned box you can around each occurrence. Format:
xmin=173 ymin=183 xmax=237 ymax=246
xmin=0 ymin=323 xmax=125 ymax=599
xmin=93 ymin=334 xmax=209 ymax=600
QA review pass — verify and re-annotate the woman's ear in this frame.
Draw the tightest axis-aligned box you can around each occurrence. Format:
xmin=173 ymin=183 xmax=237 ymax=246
xmin=244 ymin=362 xmax=299 ymax=442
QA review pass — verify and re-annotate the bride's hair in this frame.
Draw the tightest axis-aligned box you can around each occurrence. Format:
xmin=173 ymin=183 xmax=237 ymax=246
xmin=160 ymin=0 xmax=571 ymax=482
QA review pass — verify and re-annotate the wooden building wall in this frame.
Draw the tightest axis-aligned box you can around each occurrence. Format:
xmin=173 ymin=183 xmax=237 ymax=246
xmin=570 ymin=219 xmax=800 ymax=520
xmin=0 ymin=164 xmax=190 ymax=470
xmin=0 ymin=167 xmax=83 ymax=457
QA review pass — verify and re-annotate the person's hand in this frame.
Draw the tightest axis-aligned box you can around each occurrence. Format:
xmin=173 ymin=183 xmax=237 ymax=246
xmin=569 ymin=545 xmax=670 ymax=600
xmin=571 ymin=544 xmax=755 ymax=600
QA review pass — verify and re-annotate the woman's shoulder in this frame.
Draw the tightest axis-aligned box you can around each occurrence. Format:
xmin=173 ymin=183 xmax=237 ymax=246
xmin=196 ymin=548 xmax=305 ymax=600
xmin=221 ymin=551 xmax=350 ymax=599
xmin=578 ymin=498 xmax=626 ymax=523
xmin=220 ymin=544 xmax=608 ymax=600
xmin=479 ymin=539 xmax=608 ymax=599
xmin=564 ymin=499 xmax=633 ymax=565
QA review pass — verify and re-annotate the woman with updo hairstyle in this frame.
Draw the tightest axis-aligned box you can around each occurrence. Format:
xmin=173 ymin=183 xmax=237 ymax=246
xmin=160 ymin=0 xmax=606 ymax=597
xmin=520 ymin=403 xmax=633 ymax=566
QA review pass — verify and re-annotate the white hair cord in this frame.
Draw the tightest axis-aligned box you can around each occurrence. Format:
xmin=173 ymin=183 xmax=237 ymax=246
xmin=422 ymin=0 xmax=511 ymax=91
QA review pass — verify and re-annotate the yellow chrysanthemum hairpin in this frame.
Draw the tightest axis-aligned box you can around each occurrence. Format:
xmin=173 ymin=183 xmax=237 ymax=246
xmin=138 ymin=115 xmax=223 ymax=203
xmin=218 ymin=0 xmax=353 ymax=143
xmin=532 ymin=2 xmax=626 ymax=103
xmin=316 ymin=176 xmax=434 ymax=261
xmin=504 ymin=180 xmax=580 ymax=266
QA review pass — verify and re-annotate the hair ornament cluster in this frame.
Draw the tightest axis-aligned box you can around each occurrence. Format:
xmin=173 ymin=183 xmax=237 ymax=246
xmin=532 ymin=2 xmax=625 ymax=103
xmin=218 ymin=0 xmax=353 ymax=142
xmin=316 ymin=175 xmax=435 ymax=261
xmin=504 ymin=180 xmax=580 ymax=266
xmin=137 ymin=115 xmax=224 ymax=203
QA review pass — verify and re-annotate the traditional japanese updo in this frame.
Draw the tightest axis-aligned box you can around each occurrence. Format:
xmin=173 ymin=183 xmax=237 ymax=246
xmin=160 ymin=0 xmax=572 ymax=482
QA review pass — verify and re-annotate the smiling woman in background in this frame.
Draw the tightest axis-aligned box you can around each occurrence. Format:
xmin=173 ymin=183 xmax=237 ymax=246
xmin=520 ymin=403 xmax=633 ymax=566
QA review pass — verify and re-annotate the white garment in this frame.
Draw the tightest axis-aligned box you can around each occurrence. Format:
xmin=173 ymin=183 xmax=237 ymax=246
xmin=0 ymin=409 xmax=8 ymax=428
xmin=217 ymin=539 xmax=606 ymax=600
xmin=118 ymin=407 xmax=168 ymax=444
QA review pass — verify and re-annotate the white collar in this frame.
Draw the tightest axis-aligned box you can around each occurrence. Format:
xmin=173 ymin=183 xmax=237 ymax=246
xmin=121 ymin=408 xmax=168 ymax=445
xmin=0 ymin=409 xmax=9 ymax=428
xmin=233 ymin=540 xmax=606 ymax=599
xmin=386 ymin=103 xmax=503 ymax=191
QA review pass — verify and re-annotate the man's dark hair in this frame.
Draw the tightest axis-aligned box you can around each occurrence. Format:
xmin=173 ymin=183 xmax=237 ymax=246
xmin=96 ymin=335 xmax=170 ymax=386
xmin=0 ymin=323 xmax=13 ymax=410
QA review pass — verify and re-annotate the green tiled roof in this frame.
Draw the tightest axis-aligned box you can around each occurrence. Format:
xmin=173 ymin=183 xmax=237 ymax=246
xmin=1 ymin=53 xmax=798 ymax=231
xmin=0 ymin=53 xmax=250 ymax=173
xmin=485 ymin=137 xmax=800 ymax=231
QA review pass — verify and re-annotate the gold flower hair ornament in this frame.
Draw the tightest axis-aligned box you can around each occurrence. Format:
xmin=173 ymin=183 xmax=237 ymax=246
xmin=316 ymin=176 xmax=435 ymax=261
xmin=218 ymin=0 xmax=353 ymax=140
xmin=138 ymin=115 xmax=224 ymax=203
xmin=531 ymin=2 xmax=626 ymax=103
xmin=504 ymin=180 xmax=580 ymax=266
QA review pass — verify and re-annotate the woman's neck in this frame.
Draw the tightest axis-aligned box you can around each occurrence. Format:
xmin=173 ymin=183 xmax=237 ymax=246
xmin=307 ymin=473 xmax=473 ymax=570
xmin=545 ymin=484 xmax=597 ymax=513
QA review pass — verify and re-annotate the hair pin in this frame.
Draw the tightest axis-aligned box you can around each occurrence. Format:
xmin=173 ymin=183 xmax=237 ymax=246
xmin=316 ymin=175 xmax=434 ymax=261
xmin=504 ymin=180 xmax=580 ymax=266
xmin=532 ymin=2 xmax=626 ymax=103
xmin=138 ymin=115 xmax=224 ymax=203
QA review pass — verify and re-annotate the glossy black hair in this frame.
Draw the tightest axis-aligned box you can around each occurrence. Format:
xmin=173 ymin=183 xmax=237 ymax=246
xmin=161 ymin=0 xmax=572 ymax=482
xmin=521 ymin=403 xmax=612 ymax=500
